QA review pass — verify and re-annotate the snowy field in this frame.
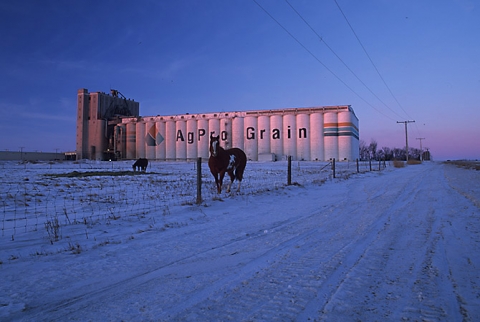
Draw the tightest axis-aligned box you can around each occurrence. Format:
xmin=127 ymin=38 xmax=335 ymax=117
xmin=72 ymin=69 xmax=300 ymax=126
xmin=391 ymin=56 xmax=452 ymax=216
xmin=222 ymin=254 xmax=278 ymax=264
xmin=1 ymin=159 xmax=368 ymax=257
xmin=1 ymin=160 xmax=479 ymax=321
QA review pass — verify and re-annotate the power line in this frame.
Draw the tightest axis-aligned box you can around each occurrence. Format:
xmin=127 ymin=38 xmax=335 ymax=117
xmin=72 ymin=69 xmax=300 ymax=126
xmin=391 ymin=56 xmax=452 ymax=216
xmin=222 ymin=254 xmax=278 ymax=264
xmin=284 ymin=0 xmax=404 ymax=120
xmin=252 ymin=0 xmax=396 ymax=121
xmin=334 ymin=0 xmax=425 ymax=143
xmin=333 ymin=0 xmax=414 ymax=121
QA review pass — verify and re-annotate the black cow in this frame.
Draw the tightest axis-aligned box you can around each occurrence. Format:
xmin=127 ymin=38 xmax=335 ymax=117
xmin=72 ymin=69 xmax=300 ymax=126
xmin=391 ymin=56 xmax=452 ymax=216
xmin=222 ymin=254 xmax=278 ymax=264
xmin=132 ymin=158 xmax=148 ymax=172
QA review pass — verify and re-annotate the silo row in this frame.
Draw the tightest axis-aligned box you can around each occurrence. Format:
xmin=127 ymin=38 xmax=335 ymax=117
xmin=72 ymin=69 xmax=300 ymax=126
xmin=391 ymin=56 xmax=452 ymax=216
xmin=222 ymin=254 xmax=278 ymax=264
xmin=122 ymin=110 xmax=358 ymax=161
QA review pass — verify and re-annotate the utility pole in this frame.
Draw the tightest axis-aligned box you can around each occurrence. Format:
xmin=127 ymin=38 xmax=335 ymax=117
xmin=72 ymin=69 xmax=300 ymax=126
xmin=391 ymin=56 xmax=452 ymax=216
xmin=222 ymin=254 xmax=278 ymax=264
xmin=416 ymin=138 xmax=425 ymax=161
xmin=397 ymin=121 xmax=415 ymax=162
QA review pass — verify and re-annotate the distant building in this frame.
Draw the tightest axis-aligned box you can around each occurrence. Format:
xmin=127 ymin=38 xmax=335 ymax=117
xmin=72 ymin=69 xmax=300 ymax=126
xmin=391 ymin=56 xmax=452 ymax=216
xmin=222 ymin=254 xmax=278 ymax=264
xmin=422 ymin=150 xmax=431 ymax=161
xmin=0 ymin=151 xmax=72 ymax=161
xmin=76 ymin=88 xmax=359 ymax=161
xmin=76 ymin=88 xmax=139 ymax=160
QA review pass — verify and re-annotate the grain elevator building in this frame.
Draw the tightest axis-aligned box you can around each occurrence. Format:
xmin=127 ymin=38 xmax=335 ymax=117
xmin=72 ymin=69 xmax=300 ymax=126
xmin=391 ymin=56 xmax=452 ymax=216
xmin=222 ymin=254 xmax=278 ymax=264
xmin=76 ymin=88 xmax=359 ymax=161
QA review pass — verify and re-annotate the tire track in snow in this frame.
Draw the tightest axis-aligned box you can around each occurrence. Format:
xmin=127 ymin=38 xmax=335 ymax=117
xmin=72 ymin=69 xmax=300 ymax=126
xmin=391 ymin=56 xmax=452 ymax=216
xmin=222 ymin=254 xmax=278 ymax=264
xmin=299 ymin=165 xmax=432 ymax=320
xmin=393 ymin=164 xmax=479 ymax=321
xmin=395 ymin=166 xmax=464 ymax=321
xmin=427 ymin=164 xmax=480 ymax=321
xmin=170 ymin=166 xmax=429 ymax=320
xmin=18 ymin=190 xmax=347 ymax=321
xmin=312 ymin=164 xmax=473 ymax=321
xmin=174 ymin=163 xmax=476 ymax=321
xmin=159 ymin=191 xmax=358 ymax=320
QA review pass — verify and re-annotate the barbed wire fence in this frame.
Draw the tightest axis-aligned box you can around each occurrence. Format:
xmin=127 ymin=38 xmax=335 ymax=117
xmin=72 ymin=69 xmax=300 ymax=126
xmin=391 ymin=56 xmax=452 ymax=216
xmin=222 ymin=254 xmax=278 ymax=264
xmin=1 ymin=159 xmax=386 ymax=251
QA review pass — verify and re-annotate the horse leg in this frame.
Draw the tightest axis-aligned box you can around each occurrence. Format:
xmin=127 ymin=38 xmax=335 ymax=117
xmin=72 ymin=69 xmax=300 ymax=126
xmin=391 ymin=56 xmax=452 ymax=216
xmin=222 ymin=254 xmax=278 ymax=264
xmin=217 ymin=171 xmax=226 ymax=194
xmin=212 ymin=173 xmax=221 ymax=194
xmin=234 ymin=167 xmax=245 ymax=192
xmin=226 ymin=171 xmax=235 ymax=193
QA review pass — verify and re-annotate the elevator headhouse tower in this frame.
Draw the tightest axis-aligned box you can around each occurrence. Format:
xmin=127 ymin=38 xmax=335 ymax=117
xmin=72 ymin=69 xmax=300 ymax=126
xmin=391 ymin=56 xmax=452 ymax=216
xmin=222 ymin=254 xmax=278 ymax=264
xmin=76 ymin=88 xmax=140 ymax=160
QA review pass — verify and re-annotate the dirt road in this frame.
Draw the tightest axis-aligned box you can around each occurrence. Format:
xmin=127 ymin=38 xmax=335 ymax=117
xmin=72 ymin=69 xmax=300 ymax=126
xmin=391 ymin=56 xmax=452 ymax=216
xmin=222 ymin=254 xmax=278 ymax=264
xmin=6 ymin=162 xmax=480 ymax=321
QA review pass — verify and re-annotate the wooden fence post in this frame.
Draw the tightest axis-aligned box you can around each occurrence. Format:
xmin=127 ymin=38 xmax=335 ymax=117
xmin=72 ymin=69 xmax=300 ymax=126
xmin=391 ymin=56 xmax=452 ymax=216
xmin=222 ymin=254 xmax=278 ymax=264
xmin=196 ymin=157 xmax=202 ymax=204
xmin=287 ymin=156 xmax=292 ymax=185
xmin=332 ymin=158 xmax=336 ymax=178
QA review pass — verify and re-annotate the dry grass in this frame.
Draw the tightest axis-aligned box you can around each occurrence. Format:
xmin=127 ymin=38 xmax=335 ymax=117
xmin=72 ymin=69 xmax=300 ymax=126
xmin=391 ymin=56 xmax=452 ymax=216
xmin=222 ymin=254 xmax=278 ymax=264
xmin=444 ymin=160 xmax=480 ymax=171
xmin=44 ymin=171 xmax=158 ymax=178
xmin=393 ymin=160 xmax=405 ymax=168
xmin=407 ymin=159 xmax=422 ymax=165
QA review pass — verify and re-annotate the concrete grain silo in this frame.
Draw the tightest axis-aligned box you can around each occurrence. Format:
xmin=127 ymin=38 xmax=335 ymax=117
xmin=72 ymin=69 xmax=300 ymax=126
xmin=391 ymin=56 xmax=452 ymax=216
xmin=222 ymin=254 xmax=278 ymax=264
xmin=310 ymin=112 xmax=324 ymax=161
xmin=135 ymin=122 xmax=145 ymax=159
xmin=220 ymin=117 xmax=232 ymax=150
xmin=338 ymin=111 xmax=353 ymax=161
xmin=126 ymin=122 xmax=136 ymax=160
xmin=176 ymin=118 xmax=187 ymax=160
xmin=155 ymin=120 xmax=166 ymax=160
xmin=165 ymin=119 xmax=176 ymax=161
xmin=244 ymin=116 xmax=258 ymax=161
xmin=258 ymin=115 xmax=271 ymax=156
xmin=186 ymin=117 xmax=198 ymax=160
xmin=197 ymin=117 xmax=209 ymax=159
xmin=89 ymin=119 xmax=106 ymax=160
xmin=324 ymin=112 xmax=338 ymax=160
xmin=283 ymin=114 xmax=296 ymax=160
xmin=114 ymin=124 xmax=126 ymax=159
xmin=296 ymin=113 xmax=310 ymax=161
xmin=352 ymin=114 xmax=359 ymax=160
xmin=145 ymin=120 xmax=156 ymax=160
xmin=232 ymin=116 xmax=244 ymax=151
xmin=209 ymin=118 xmax=220 ymax=138
xmin=270 ymin=115 xmax=283 ymax=161
xmin=257 ymin=115 xmax=271 ymax=154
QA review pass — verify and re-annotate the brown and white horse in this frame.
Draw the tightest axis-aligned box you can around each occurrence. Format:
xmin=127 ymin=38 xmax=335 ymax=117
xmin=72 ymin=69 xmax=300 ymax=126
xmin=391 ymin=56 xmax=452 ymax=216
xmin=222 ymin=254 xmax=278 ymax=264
xmin=208 ymin=135 xmax=247 ymax=194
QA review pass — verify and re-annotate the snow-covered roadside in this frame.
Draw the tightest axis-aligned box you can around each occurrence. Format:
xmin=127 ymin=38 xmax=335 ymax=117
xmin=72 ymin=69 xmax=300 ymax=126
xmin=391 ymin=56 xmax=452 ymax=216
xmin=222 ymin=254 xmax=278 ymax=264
xmin=1 ymin=162 xmax=479 ymax=321
xmin=0 ymin=160 xmax=361 ymax=260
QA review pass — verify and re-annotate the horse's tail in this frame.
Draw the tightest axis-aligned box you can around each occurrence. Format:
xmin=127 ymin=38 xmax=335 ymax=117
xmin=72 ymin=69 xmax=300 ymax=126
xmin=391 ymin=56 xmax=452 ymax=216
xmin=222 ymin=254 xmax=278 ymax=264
xmin=234 ymin=166 xmax=242 ymax=181
xmin=235 ymin=151 xmax=247 ymax=181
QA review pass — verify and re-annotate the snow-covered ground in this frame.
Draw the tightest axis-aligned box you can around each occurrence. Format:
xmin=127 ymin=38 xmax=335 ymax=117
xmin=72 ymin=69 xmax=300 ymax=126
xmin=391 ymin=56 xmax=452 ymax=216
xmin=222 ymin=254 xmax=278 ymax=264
xmin=1 ymin=160 xmax=479 ymax=321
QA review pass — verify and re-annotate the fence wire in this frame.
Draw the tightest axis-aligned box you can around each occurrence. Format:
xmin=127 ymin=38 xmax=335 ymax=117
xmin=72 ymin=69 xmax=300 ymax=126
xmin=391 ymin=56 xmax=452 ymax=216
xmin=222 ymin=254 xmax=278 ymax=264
xmin=0 ymin=159 xmax=385 ymax=249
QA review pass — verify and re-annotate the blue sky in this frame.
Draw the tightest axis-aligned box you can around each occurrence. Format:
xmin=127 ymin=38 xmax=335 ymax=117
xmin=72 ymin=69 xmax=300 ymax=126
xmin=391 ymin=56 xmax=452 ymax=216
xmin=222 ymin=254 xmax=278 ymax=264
xmin=0 ymin=0 xmax=478 ymax=160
